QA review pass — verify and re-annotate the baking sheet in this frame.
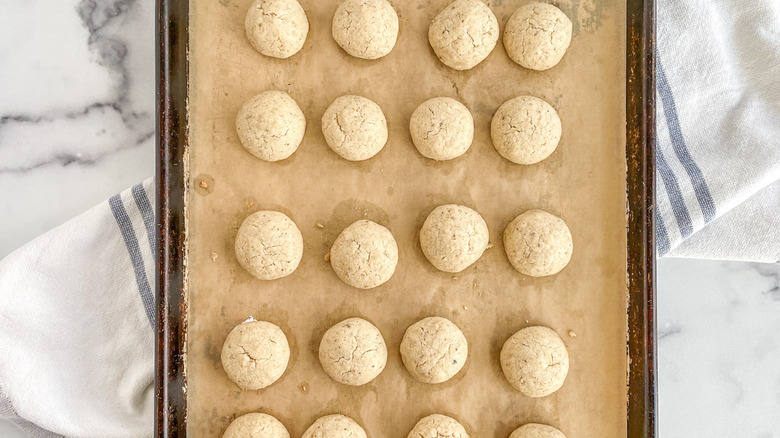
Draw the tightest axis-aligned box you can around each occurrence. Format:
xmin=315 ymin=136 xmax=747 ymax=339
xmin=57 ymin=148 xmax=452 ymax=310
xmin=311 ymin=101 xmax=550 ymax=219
xmin=186 ymin=0 xmax=628 ymax=436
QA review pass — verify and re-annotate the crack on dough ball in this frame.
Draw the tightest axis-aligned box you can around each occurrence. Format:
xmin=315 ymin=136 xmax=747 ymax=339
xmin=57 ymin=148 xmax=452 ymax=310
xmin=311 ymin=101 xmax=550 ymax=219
xmin=406 ymin=414 xmax=470 ymax=438
xmin=321 ymin=95 xmax=388 ymax=161
xmin=223 ymin=413 xmax=290 ymax=438
xmin=400 ymin=317 xmax=468 ymax=383
xmin=428 ymin=0 xmax=499 ymax=70
xmin=221 ymin=321 xmax=290 ymax=390
xmin=244 ymin=0 xmax=309 ymax=59
xmin=318 ymin=317 xmax=388 ymax=385
xmin=332 ymin=0 xmax=399 ymax=60
xmin=491 ymin=96 xmax=561 ymax=165
xmin=235 ymin=210 xmax=304 ymax=280
xmin=503 ymin=3 xmax=572 ymax=71
xmin=500 ymin=326 xmax=569 ymax=397
xmin=503 ymin=209 xmax=572 ymax=277
xmin=509 ymin=423 xmax=567 ymax=438
xmin=419 ymin=204 xmax=489 ymax=272
xmin=302 ymin=415 xmax=367 ymax=438
xmin=410 ymin=97 xmax=474 ymax=161
xmin=329 ymin=220 xmax=398 ymax=288
xmin=236 ymin=91 xmax=306 ymax=162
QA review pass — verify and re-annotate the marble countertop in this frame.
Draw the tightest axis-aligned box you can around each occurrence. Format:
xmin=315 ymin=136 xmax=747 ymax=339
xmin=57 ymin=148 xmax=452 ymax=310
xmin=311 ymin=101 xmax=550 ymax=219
xmin=1 ymin=0 xmax=779 ymax=436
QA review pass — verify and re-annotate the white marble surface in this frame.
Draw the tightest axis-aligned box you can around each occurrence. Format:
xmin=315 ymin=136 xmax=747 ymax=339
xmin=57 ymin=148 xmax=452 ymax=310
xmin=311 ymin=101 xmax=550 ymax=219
xmin=1 ymin=1 xmax=779 ymax=437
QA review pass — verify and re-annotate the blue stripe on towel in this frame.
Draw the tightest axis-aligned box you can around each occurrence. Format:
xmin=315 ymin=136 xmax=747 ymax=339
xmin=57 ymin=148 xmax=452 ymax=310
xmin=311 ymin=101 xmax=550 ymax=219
xmin=657 ymin=146 xmax=694 ymax=239
xmin=657 ymin=58 xmax=717 ymax=222
xmin=131 ymin=184 xmax=157 ymax=255
xmin=109 ymin=195 xmax=155 ymax=327
xmin=656 ymin=208 xmax=671 ymax=256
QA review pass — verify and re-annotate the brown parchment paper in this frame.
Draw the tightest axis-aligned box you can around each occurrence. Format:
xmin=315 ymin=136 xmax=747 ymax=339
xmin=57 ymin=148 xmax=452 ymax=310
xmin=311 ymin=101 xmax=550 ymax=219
xmin=186 ymin=0 xmax=628 ymax=436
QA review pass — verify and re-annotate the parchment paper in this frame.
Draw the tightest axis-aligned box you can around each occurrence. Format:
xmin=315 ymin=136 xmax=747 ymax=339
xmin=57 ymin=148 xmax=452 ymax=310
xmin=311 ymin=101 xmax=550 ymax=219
xmin=186 ymin=0 xmax=628 ymax=436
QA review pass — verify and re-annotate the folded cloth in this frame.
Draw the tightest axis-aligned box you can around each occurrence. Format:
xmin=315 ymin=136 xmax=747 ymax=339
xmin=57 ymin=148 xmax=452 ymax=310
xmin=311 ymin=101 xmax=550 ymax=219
xmin=656 ymin=0 xmax=780 ymax=262
xmin=0 ymin=179 xmax=155 ymax=438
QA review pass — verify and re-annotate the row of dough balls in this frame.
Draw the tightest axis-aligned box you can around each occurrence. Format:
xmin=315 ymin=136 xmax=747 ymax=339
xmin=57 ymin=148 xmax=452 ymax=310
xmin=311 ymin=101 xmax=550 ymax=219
xmin=237 ymin=91 xmax=562 ymax=165
xmin=222 ymin=317 xmax=569 ymax=396
xmin=235 ymin=206 xmax=573 ymax=288
xmin=224 ymin=413 xmax=567 ymax=438
xmin=246 ymin=0 xmax=572 ymax=71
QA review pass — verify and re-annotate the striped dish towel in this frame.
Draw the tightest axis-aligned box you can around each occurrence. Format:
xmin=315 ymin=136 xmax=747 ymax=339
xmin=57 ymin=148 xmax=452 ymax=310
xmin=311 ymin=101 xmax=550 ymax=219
xmin=655 ymin=0 xmax=780 ymax=262
xmin=0 ymin=179 xmax=155 ymax=438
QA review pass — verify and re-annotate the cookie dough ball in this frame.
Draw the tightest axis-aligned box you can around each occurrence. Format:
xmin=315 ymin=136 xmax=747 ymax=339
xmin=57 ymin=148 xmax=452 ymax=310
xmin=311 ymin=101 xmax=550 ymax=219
xmin=500 ymin=326 xmax=569 ymax=397
xmin=319 ymin=318 xmax=388 ymax=385
xmin=503 ymin=3 xmax=572 ymax=71
xmin=428 ymin=0 xmax=499 ymax=70
xmin=420 ymin=205 xmax=489 ymax=273
xmin=329 ymin=220 xmax=398 ymax=289
xmin=321 ymin=95 xmax=388 ymax=161
xmin=407 ymin=414 xmax=469 ymax=438
xmin=236 ymin=91 xmax=306 ymax=162
xmin=332 ymin=0 xmax=399 ymax=59
xmin=410 ymin=98 xmax=474 ymax=160
xmin=223 ymin=413 xmax=290 ymax=438
xmin=503 ymin=210 xmax=572 ymax=277
xmin=510 ymin=424 xmax=567 ymax=438
xmin=302 ymin=415 xmax=367 ymax=438
xmin=235 ymin=211 xmax=304 ymax=280
xmin=491 ymin=96 xmax=561 ymax=165
xmin=245 ymin=0 xmax=309 ymax=59
xmin=221 ymin=320 xmax=290 ymax=390
xmin=400 ymin=317 xmax=468 ymax=383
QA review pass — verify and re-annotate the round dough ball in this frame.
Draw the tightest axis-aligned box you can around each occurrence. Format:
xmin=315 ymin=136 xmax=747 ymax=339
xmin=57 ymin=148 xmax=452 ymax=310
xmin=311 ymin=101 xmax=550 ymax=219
xmin=407 ymin=414 xmax=469 ymax=438
xmin=500 ymin=326 xmax=569 ymax=397
xmin=510 ymin=424 xmax=567 ymax=438
xmin=491 ymin=96 xmax=561 ymax=165
xmin=319 ymin=317 xmax=388 ymax=385
xmin=400 ymin=317 xmax=468 ymax=383
xmin=321 ymin=95 xmax=388 ymax=161
xmin=236 ymin=91 xmax=306 ymax=162
xmin=329 ymin=220 xmax=398 ymax=289
xmin=332 ymin=0 xmax=399 ymax=60
xmin=503 ymin=210 xmax=572 ymax=277
xmin=245 ymin=0 xmax=309 ymax=59
xmin=419 ymin=205 xmax=489 ymax=273
xmin=503 ymin=3 xmax=572 ymax=71
xmin=235 ymin=211 xmax=304 ymax=280
xmin=410 ymin=97 xmax=474 ymax=160
xmin=302 ymin=415 xmax=367 ymax=438
xmin=221 ymin=320 xmax=290 ymax=390
xmin=223 ymin=413 xmax=289 ymax=438
xmin=428 ymin=0 xmax=499 ymax=70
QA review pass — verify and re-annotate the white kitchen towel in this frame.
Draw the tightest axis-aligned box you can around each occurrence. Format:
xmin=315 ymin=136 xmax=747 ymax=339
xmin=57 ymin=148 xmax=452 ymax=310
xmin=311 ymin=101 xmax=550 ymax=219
xmin=0 ymin=179 xmax=155 ymax=438
xmin=656 ymin=0 xmax=780 ymax=262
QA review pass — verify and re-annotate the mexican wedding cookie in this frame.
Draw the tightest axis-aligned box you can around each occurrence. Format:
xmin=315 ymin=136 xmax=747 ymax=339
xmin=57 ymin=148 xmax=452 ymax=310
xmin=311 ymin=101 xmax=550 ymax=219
xmin=407 ymin=414 xmax=470 ymax=438
xmin=319 ymin=318 xmax=388 ymax=385
xmin=302 ymin=415 xmax=367 ymax=438
xmin=428 ymin=0 xmax=499 ymax=70
xmin=223 ymin=413 xmax=290 ymax=438
xmin=221 ymin=320 xmax=290 ymax=390
xmin=321 ymin=95 xmax=388 ymax=161
xmin=332 ymin=0 xmax=399 ymax=59
xmin=236 ymin=91 xmax=306 ymax=162
xmin=235 ymin=211 xmax=304 ymax=280
xmin=500 ymin=326 xmax=569 ymax=397
xmin=503 ymin=210 xmax=572 ymax=277
xmin=420 ymin=205 xmax=489 ymax=272
xmin=400 ymin=317 xmax=468 ymax=383
xmin=510 ymin=424 xmax=567 ymax=438
xmin=504 ymin=3 xmax=572 ymax=71
xmin=329 ymin=220 xmax=398 ymax=288
xmin=410 ymin=97 xmax=474 ymax=160
xmin=245 ymin=0 xmax=309 ymax=59
xmin=491 ymin=96 xmax=561 ymax=165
